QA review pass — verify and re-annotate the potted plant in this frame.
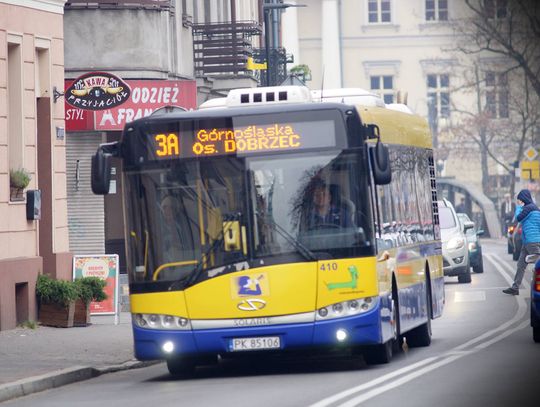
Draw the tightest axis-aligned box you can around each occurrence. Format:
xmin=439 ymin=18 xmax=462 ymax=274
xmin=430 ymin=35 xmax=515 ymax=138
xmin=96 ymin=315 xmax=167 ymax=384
xmin=36 ymin=274 xmax=78 ymax=328
xmin=9 ymin=168 xmax=31 ymax=201
xmin=73 ymin=277 xmax=108 ymax=327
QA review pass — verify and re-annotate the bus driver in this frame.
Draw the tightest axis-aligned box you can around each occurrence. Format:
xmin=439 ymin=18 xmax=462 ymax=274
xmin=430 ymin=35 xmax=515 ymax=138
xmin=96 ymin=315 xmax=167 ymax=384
xmin=302 ymin=178 xmax=354 ymax=230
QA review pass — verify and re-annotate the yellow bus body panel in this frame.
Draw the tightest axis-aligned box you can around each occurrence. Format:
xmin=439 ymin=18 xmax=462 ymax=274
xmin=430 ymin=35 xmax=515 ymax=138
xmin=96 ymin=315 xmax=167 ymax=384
xmin=376 ymin=245 xmax=444 ymax=294
xmin=185 ymin=262 xmax=318 ymax=319
xmin=130 ymin=257 xmax=383 ymax=319
xmin=316 ymin=257 xmax=378 ymax=307
xmin=131 ymin=291 xmax=189 ymax=317
xmin=356 ymin=105 xmax=432 ymax=149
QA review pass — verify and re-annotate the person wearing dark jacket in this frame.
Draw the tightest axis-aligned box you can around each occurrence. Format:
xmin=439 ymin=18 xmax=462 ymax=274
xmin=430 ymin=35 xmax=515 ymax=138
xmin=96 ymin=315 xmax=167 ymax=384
xmin=503 ymin=189 xmax=540 ymax=295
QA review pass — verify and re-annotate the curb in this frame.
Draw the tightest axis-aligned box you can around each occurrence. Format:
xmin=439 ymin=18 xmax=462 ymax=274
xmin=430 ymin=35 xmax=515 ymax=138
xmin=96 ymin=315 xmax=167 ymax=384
xmin=0 ymin=360 xmax=160 ymax=403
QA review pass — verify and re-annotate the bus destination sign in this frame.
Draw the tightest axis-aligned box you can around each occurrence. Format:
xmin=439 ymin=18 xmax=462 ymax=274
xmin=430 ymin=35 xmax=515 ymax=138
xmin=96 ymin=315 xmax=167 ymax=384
xmin=150 ymin=120 xmax=335 ymax=159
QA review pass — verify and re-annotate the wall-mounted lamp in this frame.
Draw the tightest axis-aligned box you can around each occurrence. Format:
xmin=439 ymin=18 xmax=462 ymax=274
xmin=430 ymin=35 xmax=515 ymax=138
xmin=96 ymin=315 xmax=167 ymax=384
xmin=53 ymin=86 xmax=64 ymax=103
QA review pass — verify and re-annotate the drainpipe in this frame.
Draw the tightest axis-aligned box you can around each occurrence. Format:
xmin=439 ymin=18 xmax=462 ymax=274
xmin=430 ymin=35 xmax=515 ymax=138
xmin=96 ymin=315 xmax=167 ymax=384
xmin=338 ymin=0 xmax=344 ymax=87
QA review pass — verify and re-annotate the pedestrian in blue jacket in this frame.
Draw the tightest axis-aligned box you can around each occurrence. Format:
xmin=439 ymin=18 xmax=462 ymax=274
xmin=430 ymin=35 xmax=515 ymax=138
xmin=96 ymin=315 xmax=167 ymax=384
xmin=503 ymin=189 xmax=540 ymax=295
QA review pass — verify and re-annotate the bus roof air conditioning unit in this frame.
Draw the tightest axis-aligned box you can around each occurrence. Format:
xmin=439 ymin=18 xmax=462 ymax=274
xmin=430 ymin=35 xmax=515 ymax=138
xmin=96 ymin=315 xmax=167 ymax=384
xmin=226 ymin=86 xmax=312 ymax=107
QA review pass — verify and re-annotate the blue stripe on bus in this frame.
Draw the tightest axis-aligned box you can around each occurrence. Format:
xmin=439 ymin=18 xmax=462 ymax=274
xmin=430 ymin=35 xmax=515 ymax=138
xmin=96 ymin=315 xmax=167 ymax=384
xmin=132 ymin=301 xmax=382 ymax=360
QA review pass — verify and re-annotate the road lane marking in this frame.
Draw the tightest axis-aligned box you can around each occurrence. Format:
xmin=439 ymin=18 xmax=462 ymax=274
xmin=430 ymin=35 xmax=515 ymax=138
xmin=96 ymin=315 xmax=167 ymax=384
xmin=452 ymin=254 xmax=528 ymax=351
xmin=309 ymin=251 xmax=531 ymax=407
xmin=337 ymin=355 xmax=463 ymax=407
xmin=454 ymin=291 xmax=486 ymax=302
xmin=307 ymin=358 xmax=438 ymax=407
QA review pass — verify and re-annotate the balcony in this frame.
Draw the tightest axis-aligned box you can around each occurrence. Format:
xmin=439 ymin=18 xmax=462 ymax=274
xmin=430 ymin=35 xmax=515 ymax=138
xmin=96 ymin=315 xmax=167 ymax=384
xmin=193 ymin=21 xmax=262 ymax=78
xmin=65 ymin=0 xmax=171 ymax=10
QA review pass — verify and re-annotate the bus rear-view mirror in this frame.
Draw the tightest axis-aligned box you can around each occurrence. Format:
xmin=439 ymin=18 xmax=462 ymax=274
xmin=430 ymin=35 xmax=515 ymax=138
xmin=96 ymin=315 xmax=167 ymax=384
xmin=369 ymin=142 xmax=391 ymax=185
xmin=91 ymin=149 xmax=112 ymax=195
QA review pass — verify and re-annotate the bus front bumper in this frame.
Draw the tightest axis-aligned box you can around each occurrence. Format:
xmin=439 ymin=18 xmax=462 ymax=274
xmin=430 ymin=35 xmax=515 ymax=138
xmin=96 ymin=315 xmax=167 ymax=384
xmin=132 ymin=306 xmax=382 ymax=361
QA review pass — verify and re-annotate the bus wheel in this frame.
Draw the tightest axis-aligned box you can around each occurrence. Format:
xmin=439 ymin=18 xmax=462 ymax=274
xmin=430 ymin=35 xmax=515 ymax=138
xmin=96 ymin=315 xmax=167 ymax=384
xmin=391 ymin=290 xmax=403 ymax=353
xmin=363 ymin=340 xmax=393 ymax=365
xmin=406 ymin=287 xmax=432 ymax=347
xmin=167 ymin=356 xmax=196 ymax=377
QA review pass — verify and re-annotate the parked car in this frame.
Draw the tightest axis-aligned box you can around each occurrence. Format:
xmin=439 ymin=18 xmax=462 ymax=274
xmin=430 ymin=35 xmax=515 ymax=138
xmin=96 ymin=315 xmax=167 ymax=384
xmin=457 ymin=213 xmax=484 ymax=273
xmin=438 ymin=199 xmax=473 ymax=283
xmin=525 ymin=254 xmax=540 ymax=343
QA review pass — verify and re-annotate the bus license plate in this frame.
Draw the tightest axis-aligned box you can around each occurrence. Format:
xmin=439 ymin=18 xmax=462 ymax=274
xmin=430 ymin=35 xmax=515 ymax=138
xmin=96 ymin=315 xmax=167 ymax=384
xmin=231 ymin=336 xmax=280 ymax=351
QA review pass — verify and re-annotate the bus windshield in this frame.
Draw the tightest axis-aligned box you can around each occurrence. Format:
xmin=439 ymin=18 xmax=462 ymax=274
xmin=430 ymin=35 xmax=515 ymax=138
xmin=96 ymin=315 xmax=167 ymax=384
xmin=123 ymin=150 xmax=373 ymax=290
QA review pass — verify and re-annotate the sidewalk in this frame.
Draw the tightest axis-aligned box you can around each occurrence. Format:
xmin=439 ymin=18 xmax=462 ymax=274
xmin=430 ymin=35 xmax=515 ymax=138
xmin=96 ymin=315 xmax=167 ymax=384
xmin=0 ymin=312 xmax=157 ymax=403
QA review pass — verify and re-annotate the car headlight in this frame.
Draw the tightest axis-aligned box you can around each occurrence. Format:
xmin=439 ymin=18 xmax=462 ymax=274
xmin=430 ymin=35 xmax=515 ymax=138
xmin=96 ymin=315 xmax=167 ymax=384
xmin=316 ymin=297 xmax=376 ymax=320
xmin=447 ymin=237 xmax=465 ymax=250
xmin=133 ymin=314 xmax=191 ymax=330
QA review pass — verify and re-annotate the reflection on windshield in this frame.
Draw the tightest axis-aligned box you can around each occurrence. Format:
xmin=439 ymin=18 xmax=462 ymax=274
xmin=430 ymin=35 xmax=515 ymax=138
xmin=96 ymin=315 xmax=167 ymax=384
xmin=124 ymin=151 xmax=373 ymax=286
xmin=249 ymin=152 xmax=370 ymax=257
xmin=439 ymin=207 xmax=456 ymax=229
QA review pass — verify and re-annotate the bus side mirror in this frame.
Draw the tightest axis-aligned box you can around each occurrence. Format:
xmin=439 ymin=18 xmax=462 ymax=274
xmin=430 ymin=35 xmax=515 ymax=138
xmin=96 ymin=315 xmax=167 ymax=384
xmin=91 ymin=149 xmax=112 ymax=195
xmin=369 ymin=142 xmax=391 ymax=185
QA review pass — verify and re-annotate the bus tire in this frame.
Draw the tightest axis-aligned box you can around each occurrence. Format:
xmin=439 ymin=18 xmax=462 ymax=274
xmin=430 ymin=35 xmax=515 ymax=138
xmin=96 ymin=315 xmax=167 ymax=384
xmin=391 ymin=282 xmax=403 ymax=353
xmin=406 ymin=282 xmax=432 ymax=348
xmin=166 ymin=356 xmax=196 ymax=377
xmin=363 ymin=340 xmax=393 ymax=365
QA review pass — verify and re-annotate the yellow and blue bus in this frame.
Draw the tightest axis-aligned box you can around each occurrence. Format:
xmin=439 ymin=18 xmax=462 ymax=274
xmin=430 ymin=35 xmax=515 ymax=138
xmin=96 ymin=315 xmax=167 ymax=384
xmin=91 ymin=86 xmax=443 ymax=373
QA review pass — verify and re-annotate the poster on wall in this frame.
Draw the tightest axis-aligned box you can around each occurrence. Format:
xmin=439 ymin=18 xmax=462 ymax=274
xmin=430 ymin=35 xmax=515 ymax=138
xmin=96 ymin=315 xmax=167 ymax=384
xmin=72 ymin=254 xmax=119 ymax=316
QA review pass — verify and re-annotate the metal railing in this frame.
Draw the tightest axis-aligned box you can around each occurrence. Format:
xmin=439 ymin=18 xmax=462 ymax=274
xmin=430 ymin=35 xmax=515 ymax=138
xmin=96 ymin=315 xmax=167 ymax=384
xmin=65 ymin=0 xmax=171 ymax=10
xmin=192 ymin=21 xmax=262 ymax=78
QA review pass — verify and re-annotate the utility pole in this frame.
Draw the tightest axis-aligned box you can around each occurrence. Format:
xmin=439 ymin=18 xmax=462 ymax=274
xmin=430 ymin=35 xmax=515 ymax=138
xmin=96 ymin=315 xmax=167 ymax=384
xmin=262 ymin=1 xmax=306 ymax=86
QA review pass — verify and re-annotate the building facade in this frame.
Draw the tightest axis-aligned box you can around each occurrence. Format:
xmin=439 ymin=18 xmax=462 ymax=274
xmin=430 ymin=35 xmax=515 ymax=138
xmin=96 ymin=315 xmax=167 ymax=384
xmin=62 ymin=1 xmax=261 ymax=282
xmin=0 ymin=0 xmax=70 ymax=331
xmin=288 ymin=0 xmax=538 ymax=208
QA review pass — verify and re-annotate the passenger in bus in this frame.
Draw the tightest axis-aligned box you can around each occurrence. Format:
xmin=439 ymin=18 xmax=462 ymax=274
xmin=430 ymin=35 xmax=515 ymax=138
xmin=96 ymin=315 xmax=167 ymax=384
xmin=301 ymin=178 xmax=354 ymax=231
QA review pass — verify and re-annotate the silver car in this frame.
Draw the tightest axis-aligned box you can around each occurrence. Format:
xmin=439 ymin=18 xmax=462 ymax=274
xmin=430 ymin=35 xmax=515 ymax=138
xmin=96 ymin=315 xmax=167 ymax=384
xmin=438 ymin=199 xmax=473 ymax=283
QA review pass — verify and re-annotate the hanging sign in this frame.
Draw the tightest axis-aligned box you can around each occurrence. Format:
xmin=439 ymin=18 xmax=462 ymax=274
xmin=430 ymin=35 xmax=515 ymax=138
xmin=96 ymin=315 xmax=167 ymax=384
xmin=65 ymin=71 xmax=131 ymax=111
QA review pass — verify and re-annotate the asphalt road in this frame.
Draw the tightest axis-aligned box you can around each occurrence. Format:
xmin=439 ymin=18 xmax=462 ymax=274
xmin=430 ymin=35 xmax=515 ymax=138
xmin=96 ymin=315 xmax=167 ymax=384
xmin=5 ymin=239 xmax=539 ymax=407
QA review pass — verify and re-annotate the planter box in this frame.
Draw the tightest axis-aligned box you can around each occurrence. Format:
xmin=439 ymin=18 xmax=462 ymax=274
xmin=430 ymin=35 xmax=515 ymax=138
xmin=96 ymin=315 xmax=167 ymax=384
xmin=10 ymin=187 xmax=25 ymax=202
xmin=73 ymin=299 xmax=91 ymax=327
xmin=39 ymin=302 xmax=75 ymax=328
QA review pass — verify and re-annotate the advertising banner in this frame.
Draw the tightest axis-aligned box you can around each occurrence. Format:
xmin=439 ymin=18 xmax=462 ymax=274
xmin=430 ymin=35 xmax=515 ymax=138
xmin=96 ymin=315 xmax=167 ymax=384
xmin=72 ymin=254 xmax=119 ymax=315
xmin=65 ymin=78 xmax=197 ymax=132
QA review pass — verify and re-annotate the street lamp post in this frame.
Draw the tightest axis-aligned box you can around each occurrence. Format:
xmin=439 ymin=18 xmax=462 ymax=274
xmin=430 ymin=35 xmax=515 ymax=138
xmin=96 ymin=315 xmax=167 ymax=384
xmin=262 ymin=2 xmax=306 ymax=86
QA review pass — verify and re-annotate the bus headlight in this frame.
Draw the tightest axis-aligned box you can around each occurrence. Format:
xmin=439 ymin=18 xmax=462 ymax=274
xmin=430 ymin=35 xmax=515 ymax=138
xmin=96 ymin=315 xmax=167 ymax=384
xmin=316 ymin=297 xmax=376 ymax=320
xmin=133 ymin=314 xmax=192 ymax=330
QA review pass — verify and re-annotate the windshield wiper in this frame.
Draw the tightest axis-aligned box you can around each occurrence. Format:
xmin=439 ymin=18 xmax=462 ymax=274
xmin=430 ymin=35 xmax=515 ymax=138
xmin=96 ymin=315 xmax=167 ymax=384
xmin=172 ymin=213 xmax=244 ymax=290
xmin=259 ymin=212 xmax=321 ymax=261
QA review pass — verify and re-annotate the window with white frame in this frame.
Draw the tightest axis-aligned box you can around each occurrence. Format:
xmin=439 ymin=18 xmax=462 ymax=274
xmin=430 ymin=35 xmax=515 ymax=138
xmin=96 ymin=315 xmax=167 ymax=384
xmin=370 ymin=75 xmax=394 ymax=104
xmin=485 ymin=71 xmax=509 ymax=118
xmin=368 ymin=0 xmax=391 ymax=23
xmin=427 ymin=74 xmax=450 ymax=122
xmin=426 ymin=0 xmax=448 ymax=21
xmin=484 ymin=0 xmax=507 ymax=19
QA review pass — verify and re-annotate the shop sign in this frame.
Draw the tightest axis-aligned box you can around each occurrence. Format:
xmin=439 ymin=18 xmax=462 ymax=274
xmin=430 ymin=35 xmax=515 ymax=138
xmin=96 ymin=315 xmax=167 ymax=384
xmin=65 ymin=71 xmax=131 ymax=111
xmin=94 ymin=80 xmax=197 ymax=131
xmin=64 ymin=79 xmax=197 ymax=132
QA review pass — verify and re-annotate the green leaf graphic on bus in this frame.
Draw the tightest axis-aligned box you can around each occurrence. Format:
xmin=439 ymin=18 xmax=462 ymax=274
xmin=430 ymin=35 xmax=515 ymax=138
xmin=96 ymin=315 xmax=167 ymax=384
xmin=326 ymin=265 xmax=359 ymax=290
